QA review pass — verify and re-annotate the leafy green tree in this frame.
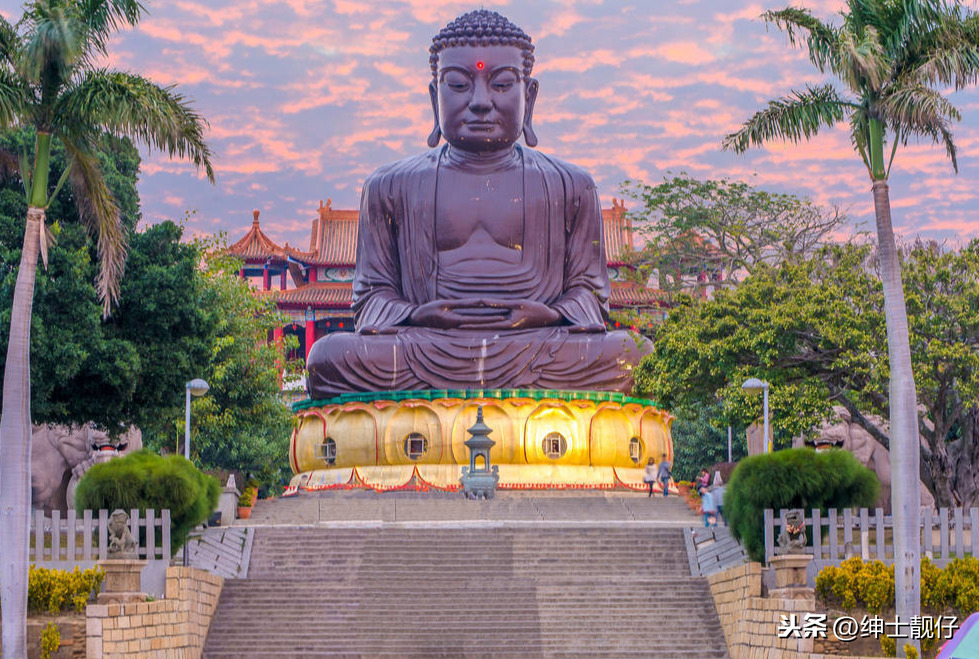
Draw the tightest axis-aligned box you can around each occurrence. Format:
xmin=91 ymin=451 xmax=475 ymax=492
xmin=636 ymin=241 xmax=979 ymax=508
xmin=156 ymin=242 xmax=297 ymax=491
xmin=726 ymin=448 xmax=879 ymax=562
xmin=0 ymin=3 xmax=213 ymax=655
xmin=670 ymin=400 xmax=746 ymax=482
xmin=620 ymin=173 xmax=847 ymax=295
xmin=722 ymin=2 xmax=979 ymax=635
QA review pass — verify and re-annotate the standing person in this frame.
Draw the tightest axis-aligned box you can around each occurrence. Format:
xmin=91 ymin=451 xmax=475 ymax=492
xmin=696 ymin=468 xmax=710 ymax=493
xmin=643 ymin=458 xmax=657 ymax=497
xmin=711 ymin=471 xmax=727 ymax=526
xmin=700 ymin=484 xmax=717 ymax=527
xmin=656 ymin=454 xmax=672 ymax=497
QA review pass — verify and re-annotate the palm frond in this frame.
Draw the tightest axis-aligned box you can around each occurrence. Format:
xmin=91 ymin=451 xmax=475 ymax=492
xmin=61 ymin=135 xmax=128 ymax=315
xmin=21 ymin=0 xmax=84 ymax=102
xmin=763 ymin=7 xmax=839 ymax=72
xmin=0 ymin=69 xmax=27 ymax=127
xmin=722 ymin=84 xmax=850 ymax=153
xmin=0 ymin=14 xmax=21 ymax=69
xmin=879 ymin=83 xmax=961 ymax=129
xmin=879 ymin=84 xmax=960 ymax=171
xmin=838 ymin=24 xmax=889 ymax=93
xmin=74 ymin=0 xmax=146 ymax=55
xmin=885 ymin=0 xmax=962 ymax=59
xmin=909 ymin=43 xmax=979 ymax=89
xmin=849 ymin=110 xmax=873 ymax=175
xmin=55 ymin=70 xmax=215 ymax=182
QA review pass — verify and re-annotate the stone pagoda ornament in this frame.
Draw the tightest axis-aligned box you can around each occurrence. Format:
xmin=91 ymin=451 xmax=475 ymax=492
xmin=461 ymin=406 xmax=499 ymax=499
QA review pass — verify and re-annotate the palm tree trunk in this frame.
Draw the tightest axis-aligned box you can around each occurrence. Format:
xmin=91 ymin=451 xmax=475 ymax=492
xmin=872 ymin=179 xmax=921 ymax=654
xmin=0 ymin=206 xmax=43 ymax=659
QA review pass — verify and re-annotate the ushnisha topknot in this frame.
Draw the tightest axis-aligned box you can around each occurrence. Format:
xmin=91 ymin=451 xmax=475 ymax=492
xmin=429 ymin=10 xmax=535 ymax=78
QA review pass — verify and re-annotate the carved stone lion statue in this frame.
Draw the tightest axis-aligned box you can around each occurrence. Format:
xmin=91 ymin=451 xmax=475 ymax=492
xmin=107 ymin=509 xmax=138 ymax=559
xmin=31 ymin=424 xmax=141 ymax=513
xmin=777 ymin=509 xmax=808 ymax=554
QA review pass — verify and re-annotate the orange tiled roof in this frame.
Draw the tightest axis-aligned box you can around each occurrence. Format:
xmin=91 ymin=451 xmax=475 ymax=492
xmin=266 ymin=282 xmax=353 ymax=307
xmin=609 ymin=281 xmax=663 ymax=308
xmin=227 ymin=210 xmax=289 ymax=261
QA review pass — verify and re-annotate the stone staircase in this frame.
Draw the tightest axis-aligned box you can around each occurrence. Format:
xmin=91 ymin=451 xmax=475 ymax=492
xmin=203 ymin=524 xmax=730 ymax=658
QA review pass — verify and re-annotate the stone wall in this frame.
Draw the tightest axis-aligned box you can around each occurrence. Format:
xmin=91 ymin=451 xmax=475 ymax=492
xmin=86 ymin=567 xmax=223 ymax=658
xmin=707 ymin=563 xmax=878 ymax=659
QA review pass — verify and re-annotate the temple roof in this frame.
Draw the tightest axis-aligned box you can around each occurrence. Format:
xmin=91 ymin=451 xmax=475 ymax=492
xmin=227 ymin=210 xmax=313 ymax=262
xmin=263 ymin=282 xmax=354 ymax=308
xmin=229 ymin=197 xmax=637 ymax=268
xmin=609 ymin=281 xmax=664 ymax=308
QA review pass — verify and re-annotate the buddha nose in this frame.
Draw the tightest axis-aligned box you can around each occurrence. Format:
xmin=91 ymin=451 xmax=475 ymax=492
xmin=469 ymin=82 xmax=492 ymax=115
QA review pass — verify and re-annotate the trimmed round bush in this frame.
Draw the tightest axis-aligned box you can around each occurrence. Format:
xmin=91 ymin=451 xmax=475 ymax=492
xmin=74 ymin=450 xmax=220 ymax=552
xmin=726 ymin=447 xmax=879 ymax=562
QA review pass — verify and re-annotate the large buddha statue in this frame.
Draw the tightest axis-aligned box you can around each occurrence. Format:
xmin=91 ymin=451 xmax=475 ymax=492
xmin=307 ymin=10 xmax=652 ymax=398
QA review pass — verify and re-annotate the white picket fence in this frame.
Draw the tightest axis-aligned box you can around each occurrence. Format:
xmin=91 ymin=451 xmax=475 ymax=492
xmin=30 ymin=508 xmax=171 ymax=569
xmin=764 ymin=507 xmax=979 ymax=567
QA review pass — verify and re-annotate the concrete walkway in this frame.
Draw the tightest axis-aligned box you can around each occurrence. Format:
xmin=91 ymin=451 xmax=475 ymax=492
xmin=241 ymin=489 xmax=703 ymax=527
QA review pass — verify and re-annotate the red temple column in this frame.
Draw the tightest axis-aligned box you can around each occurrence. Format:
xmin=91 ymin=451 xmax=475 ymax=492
xmin=238 ymin=268 xmax=245 ymax=279
xmin=308 ymin=266 xmax=317 ymax=282
xmin=305 ymin=320 xmax=316 ymax=361
xmin=280 ymin=270 xmax=287 ymax=290
xmin=262 ymin=265 xmax=271 ymax=291
xmin=273 ymin=326 xmax=283 ymax=344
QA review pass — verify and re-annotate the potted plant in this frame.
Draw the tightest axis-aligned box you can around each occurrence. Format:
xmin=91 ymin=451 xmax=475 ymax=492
xmin=237 ymin=488 xmax=255 ymax=519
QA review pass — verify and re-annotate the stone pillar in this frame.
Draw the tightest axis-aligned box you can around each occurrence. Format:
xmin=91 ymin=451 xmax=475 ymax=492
xmin=97 ymin=560 xmax=147 ymax=604
xmin=216 ymin=475 xmax=240 ymax=527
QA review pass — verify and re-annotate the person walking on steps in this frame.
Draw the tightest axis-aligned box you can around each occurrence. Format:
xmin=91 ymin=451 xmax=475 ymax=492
xmin=656 ymin=454 xmax=672 ymax=497
xmin=644 ymin=458 xmax=657 ymax=497
xmin=711 ymin=471 xmax=727 ymax=526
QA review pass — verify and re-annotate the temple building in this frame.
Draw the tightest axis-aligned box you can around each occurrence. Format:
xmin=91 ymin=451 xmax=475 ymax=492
xmin=227 ymin=198 xmax=666 ymax=366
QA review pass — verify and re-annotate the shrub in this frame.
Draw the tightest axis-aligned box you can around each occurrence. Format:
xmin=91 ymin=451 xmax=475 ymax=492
xmin=238 ymin=487 xmax=256 ymax=507
xmin=74 ymin=449 xmax=220 ymax=552
xmin=26 ymin=566 xmax=104 ymax=614
xmin=725 ymin=448 xmax=879 ymax=562
xmin=40 ymin=622 xmax=60 ymax=659
xmin=818 ymin=556 xmax=979 ymax=618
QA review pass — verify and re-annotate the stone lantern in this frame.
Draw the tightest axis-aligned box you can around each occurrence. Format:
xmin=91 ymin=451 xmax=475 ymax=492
xmin=461 ymin=406 xmax=499 ymax=499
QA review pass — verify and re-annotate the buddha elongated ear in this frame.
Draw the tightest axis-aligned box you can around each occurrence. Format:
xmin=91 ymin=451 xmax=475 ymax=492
xmin=523 ymin=77 xmax=540 ymax=148
xmin=427 ymin=79 xmax=442 ymax=148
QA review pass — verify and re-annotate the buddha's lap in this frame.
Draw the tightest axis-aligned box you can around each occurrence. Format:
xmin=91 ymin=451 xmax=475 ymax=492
xmin=309 ymin=327 xmax=650 ymax=371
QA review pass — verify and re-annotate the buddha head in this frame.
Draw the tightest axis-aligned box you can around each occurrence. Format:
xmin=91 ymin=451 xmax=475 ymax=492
xmin=427 ymin=10 xmax=539 ymax=152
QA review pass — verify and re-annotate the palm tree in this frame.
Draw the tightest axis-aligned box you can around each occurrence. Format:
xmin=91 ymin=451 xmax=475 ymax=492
xmin=0 ymin=2 xmax=213 ymax=656
xmin=723 ymin=0 xmax=979 ymax=652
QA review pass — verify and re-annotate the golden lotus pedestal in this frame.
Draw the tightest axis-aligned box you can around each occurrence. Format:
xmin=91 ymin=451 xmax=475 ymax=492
xmin=286 ymin=389 xmax=676 ymax=494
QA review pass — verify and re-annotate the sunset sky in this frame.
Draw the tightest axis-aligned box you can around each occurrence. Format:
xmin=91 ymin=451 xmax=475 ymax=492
xmin=5 ymin=0 xmax=978 ymax=247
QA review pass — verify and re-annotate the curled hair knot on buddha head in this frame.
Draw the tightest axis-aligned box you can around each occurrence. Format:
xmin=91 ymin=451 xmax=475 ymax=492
xmin=429 ymin=10 xmax=535 ymax=79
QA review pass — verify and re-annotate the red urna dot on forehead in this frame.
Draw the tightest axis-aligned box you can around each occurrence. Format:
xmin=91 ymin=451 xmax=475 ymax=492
xmin=476 ymin=61 xmax=484 ymax=69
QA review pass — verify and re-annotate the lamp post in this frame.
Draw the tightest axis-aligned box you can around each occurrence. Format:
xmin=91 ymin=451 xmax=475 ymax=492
xmin=742 ymin=377 xmax=770 ymax=453
xmin=184 ymin=379 xmax=210 ymax=460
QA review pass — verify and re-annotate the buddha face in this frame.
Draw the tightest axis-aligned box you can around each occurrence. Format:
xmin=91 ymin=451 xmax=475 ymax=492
xmin=432 ymin=45 xmax=538 ymax=153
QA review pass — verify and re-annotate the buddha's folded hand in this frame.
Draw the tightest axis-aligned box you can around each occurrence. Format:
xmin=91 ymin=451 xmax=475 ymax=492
xmin=457 ymin=298 xmax=561 ymax=330
xmin=408 ymin=298 xmax=508 ymax=329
